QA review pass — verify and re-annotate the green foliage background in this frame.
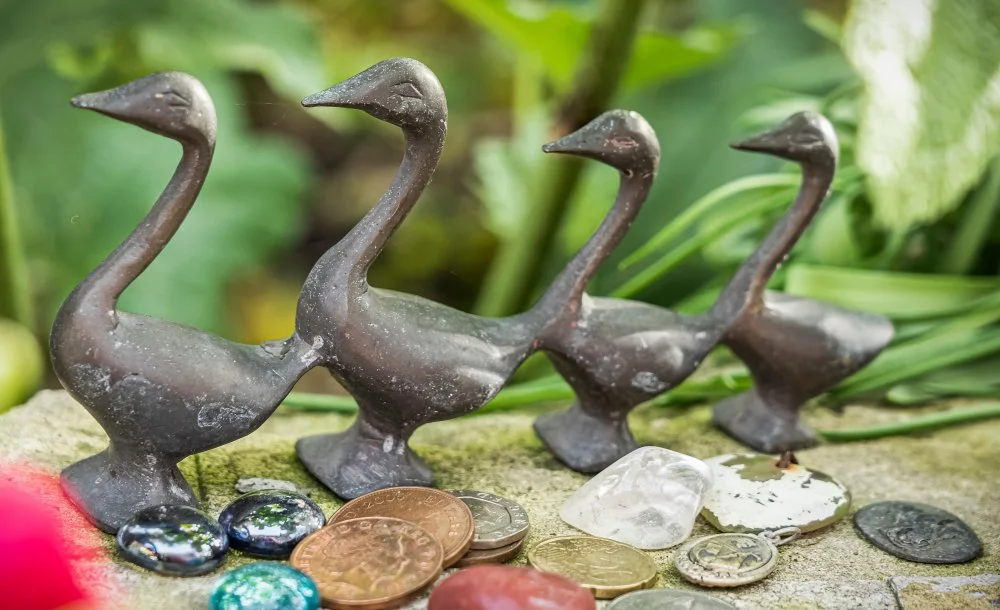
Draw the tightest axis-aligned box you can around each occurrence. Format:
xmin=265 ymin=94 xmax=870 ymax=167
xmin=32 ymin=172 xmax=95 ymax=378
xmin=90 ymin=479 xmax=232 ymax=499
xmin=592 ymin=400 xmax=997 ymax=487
xmin=1 ymin=0 xmax=999 ymax=420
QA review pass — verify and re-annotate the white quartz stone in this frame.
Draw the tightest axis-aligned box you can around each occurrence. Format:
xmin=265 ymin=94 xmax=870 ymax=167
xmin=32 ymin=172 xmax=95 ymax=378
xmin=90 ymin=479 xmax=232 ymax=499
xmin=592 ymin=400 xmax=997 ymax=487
xmin=559 ymin=446 xmax=713 ymax=550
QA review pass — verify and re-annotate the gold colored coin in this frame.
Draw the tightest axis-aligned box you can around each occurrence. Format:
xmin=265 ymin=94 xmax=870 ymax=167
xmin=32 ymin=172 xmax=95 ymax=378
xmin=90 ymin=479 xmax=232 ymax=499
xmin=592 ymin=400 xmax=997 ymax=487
xmin=527 ymin=535 xmax=657 ymax=599
xmin=454 ymin=536 xmax=525 ymax=567
xmin=331 ymin=487 xmax=474 ymax=567
xmin=290 ymin=516 xmax=443 ymax=609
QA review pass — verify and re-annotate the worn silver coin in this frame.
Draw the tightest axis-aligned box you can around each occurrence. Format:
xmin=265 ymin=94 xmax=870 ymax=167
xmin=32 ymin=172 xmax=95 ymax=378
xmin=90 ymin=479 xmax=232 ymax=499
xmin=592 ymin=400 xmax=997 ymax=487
xmin=608 ymin=589 xmax=738 ymax=609
xmin=448 ymin=489 xmax=530 ymax=550
xmin=675 ymin=528 xmax=798 ymax=588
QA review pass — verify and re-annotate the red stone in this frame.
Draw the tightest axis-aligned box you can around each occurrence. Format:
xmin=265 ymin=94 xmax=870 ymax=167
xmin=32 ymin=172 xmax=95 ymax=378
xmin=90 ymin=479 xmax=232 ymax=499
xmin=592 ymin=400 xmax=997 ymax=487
xmin=428 ymin=565 xmax=596 ymax=610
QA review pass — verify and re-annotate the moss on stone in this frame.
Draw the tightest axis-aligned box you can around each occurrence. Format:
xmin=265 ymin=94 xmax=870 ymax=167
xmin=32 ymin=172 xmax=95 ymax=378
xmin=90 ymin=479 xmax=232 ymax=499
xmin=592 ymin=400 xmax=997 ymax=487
xmin=1 ymin=391 xmax=998 ymax=608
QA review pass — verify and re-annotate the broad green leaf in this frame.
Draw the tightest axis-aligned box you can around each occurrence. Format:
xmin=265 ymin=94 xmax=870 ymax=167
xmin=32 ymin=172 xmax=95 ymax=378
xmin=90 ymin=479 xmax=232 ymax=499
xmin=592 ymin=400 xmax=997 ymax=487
xmin=443 ymin=0 xmax=738 ymax=90
xmin=843 ymin=0 xmax=1000 ymax=229
xmin=784 ymin=264 xmax=1000 ymax=319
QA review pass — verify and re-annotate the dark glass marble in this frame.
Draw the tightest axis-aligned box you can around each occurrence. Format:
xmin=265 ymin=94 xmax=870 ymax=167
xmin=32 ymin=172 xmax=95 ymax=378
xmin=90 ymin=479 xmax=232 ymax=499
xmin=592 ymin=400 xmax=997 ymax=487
xmin=117 ymin=505 xmax=228 ymax=577
xmin=219 ymin=491 xmax=326 ymax=558
xmin=210 ymin=563 xmax=320 ymax=610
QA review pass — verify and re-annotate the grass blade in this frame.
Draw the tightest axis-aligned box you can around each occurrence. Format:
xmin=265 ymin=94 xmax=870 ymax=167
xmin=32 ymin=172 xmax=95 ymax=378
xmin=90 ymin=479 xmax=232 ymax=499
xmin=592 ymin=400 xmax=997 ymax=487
xmin=819 ymin=403 xmax=1000 ymax=442
xmin=619 ymin=174 xmax=800 ymax=270
xmin=784 ymin=264 xmax=1000 ymax=320
xmin=611 ymin=188 xmax=794 ymax=298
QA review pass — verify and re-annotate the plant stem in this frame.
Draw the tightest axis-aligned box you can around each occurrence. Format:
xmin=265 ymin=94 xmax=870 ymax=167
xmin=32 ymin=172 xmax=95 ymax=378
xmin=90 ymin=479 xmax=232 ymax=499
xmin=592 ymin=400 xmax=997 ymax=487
xmin=938 ymin=156 xmax=1000 ymax=274
xmin=818 ymin=403 xmax=1000 ymax=442
xmin=474 ymin=0 xmax=647 ymax=317
xmin=0 ymin=114 xmax=32 ymax=328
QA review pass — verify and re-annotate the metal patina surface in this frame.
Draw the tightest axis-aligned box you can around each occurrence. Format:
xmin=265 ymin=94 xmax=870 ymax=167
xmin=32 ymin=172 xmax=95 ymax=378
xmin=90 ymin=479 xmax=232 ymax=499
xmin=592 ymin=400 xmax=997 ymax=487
xmin=49 ymin=72 xmax=315 ymax=533
xmin=292 ymin=57 xmax=664 ymax=498
xmin=535 ymin=112 xmax=889 ymax=470
xmin=854 ymin=501 xmax=983 ymax=564
xmin=607 ymin=589 xmax=737 ymax=609
xmin=674 ymin=529 xmax=800 ymax=588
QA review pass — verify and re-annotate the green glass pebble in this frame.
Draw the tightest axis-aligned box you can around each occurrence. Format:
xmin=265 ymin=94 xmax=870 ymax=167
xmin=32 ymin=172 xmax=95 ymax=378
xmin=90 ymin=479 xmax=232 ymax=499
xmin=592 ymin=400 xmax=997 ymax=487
xmin=209 ymin=563 xmax=320 ymax=610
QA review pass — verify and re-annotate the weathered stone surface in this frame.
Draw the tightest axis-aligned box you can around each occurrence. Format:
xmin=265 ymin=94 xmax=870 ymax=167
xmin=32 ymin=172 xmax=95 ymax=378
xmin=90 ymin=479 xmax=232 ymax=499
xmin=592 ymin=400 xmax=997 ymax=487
xmin=560 ymin=446 xmax=712 ymax=549
xmin=428 ymin=565 xmax=595 ymax=610
xmin=890 ymin=574 xmax=1000 ymax=609
xmin=1 ymin=390 xmax=999 ymax=609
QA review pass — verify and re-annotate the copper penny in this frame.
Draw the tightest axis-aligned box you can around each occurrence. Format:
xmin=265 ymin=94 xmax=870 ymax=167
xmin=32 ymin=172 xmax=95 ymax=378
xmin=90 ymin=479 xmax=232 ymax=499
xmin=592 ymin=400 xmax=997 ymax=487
xmin=290 ymin=516 xmax=443 ymax=609
xmin=331 ymin=487 xmax=474 ymax=567
xmin=454 ymin=536 xmax=526 ymax=567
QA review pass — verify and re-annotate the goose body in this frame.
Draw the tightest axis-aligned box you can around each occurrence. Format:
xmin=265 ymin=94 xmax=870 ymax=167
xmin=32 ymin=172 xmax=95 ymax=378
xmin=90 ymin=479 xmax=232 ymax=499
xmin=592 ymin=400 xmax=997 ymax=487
xmin=50 ymin=73 xmax=314 ymax=532
xmin=535 ymin=112 xmax=850 ymax=472
xmin=293 ymin=58 xmax=659 ymax=498
xmin=714 ymin=291 xmax=893 ymax=452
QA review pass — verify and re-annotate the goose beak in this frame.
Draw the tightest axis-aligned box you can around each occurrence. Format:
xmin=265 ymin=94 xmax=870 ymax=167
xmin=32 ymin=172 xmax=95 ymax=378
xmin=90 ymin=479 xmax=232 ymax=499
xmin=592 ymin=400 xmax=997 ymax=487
xmin=70 ymin=88 xmax=129 ymax=120
xmin=302 ymin=73 xmax=372 ymax=109
xmin=543 ymin=129 xmax=593 ymax=155
xmin=731 ymin=128 xmax=788 ymax=154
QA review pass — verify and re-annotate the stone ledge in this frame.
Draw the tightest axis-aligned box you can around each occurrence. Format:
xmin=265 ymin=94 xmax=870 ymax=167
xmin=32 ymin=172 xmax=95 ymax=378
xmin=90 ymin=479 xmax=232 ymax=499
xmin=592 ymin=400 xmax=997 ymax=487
xmin=1 ymin=390 xmax=997 ymax=609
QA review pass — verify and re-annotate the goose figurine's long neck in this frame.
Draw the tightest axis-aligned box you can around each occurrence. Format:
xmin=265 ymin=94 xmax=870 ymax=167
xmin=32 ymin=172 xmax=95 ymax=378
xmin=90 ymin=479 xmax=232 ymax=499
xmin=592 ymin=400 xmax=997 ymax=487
xmin=342 ymin=122 xmax=445 ymax=292
xmin=535 ymin=167 xmax=654 ymax=323
xmin=711 ymin=115 xmax=837 ymax=323
xmin=70 ymin=138 xmax=214 ymax=317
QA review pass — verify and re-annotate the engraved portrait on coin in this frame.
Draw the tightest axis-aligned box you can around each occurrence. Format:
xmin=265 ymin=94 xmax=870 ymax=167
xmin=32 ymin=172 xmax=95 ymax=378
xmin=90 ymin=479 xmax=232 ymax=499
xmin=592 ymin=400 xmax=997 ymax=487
xmin=853 ymin=501 xmax=982 ymax=564
xmin=449 ymin=490 xmax=530 ymax=550
xmin=291 ymin=516 xmax=444 ymax=609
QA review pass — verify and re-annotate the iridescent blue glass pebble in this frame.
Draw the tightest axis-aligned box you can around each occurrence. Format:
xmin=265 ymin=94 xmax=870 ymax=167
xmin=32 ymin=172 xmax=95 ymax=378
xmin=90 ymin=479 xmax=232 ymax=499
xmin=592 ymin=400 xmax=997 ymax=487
xmin=218 ymin=491 xmax=326 ymax=558
xmin=117 ymin=505 xmax=228 ymax=577
xmin=210 ymin=563 xmax=320 ymax=610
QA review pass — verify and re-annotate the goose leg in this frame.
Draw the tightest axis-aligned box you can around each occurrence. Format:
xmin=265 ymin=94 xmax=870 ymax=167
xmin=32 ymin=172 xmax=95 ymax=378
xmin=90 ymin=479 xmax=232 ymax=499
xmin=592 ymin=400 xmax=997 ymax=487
xmin=61 ymin=443 xmax=197 ymax=534
xmin=296 ymin=407 xmax=433 ymax=499
xmin=534 ymin=401 xmax=637 ymax=473
xmin=712 ymin=388 xmax=818 ymax=453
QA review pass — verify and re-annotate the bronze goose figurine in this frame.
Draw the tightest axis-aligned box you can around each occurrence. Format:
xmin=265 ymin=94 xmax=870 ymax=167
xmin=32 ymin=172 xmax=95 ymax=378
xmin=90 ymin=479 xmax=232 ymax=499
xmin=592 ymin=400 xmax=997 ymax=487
xmin=534 ymin=112 xmax=850 ymax=472
xmin=712 ymin=115 xmax=894 ymax=453
xmin=50 ymin=72 xmax=316 ymax=532
xmin=293 ymin=58 xmax=660 ymax=499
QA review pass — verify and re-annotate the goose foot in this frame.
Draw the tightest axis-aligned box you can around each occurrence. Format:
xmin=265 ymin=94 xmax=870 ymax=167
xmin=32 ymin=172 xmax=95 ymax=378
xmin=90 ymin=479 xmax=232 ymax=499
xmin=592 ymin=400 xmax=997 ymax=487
xmin=61 ymin=445 xmax=197 ymax=534
xmin=296 ymin=418 xmax=433 ymax=499
xmin=712 ymin=389 xmax=818 ymax=453
xmin=534 ymin=402 xmax=637 ymax=473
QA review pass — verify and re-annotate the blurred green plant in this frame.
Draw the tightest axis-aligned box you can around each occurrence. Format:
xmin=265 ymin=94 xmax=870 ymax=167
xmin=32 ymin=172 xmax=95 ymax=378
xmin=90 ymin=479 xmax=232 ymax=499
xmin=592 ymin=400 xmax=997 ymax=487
xmin=0 ymin=116 xmax=43 ymax=411
xmin=287 ymin=0 xmax=1000 ymax=436
xmin=0 ymin=0 xmax=324 ymax=334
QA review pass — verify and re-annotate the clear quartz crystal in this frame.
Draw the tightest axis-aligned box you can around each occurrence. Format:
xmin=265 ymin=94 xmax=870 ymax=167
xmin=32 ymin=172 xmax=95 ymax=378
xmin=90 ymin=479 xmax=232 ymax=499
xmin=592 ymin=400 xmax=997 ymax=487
xmin=559 ymin=446 xmax=713 ymax=550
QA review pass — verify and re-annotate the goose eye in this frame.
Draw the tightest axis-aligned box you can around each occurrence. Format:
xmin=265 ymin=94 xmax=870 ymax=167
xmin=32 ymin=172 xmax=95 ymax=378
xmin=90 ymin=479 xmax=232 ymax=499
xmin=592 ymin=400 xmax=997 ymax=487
xmin=391 ymin=82 xmax=423 ymax=99
xmin=158 ymin=90 xmax=192 ymax=110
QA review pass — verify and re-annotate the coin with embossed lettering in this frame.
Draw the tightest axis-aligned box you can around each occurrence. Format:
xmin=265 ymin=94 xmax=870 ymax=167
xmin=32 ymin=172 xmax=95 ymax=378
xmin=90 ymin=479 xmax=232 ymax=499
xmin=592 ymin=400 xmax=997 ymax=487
xmin=330 ymin=487 xmax=474 ymax=567
xmin=290 ymin=516 xmax=442 ymax=609
xmin=674 ymin=533 xmax=777 ymax=587
xmin=454 ymin=536 xmax=525 ymax=567
xmin=448 ymin=490 xmax=530 ymax=550
xmin=608 ymin=589 xmax=737 ymax=609
xmin=854 ymin=501 xmax=982 ymax=564
xmin=527 ymin=535 xmax=656 ymax=599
